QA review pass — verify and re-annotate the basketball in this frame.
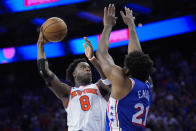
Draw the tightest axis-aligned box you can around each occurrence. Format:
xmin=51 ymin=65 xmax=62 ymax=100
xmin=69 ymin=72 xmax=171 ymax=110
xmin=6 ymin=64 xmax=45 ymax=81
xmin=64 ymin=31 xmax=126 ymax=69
xmin=41 ymin=17 xmax=67 ymax=42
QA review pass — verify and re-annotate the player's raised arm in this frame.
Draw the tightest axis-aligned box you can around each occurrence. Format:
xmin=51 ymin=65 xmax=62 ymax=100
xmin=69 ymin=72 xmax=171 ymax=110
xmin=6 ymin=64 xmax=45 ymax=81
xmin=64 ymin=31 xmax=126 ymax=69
xmin=96 ymin=4 xmax=116 ymax=67
xmin=83 ymin=37 xmax=111 ymax=96
xmin=120 ymin=7 xmax=142 ymax=53
xmin=96 ymin=4 xmax=129 ymax=96
xmin=121 ymin=8 xmax=154 ymax=86
xmin=96 ymin=4 xmax=116 ymax=77
xmin=37 ymin=32 xmax=70 ymax=101
xmin=83 ymin=37 xmax=107 ymax=80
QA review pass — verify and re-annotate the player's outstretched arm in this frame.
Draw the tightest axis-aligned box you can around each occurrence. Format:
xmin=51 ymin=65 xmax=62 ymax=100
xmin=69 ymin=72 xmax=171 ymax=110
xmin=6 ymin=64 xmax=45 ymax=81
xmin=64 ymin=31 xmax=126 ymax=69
xmin=37 ymin=32 xmax=70 ymax=101
xmin=83 ymin=37 xmax=111 ymax=97
xmin=96 ymin=4 xmax=116 ymax=66
xmin=96 ymin=4 xmax=116 ymax=78
xmin=120 ymin=7 xmax=142 ymax=53
xmin=121 ymin=8 xmax=153 ymax=86
xmin=83 ymin=37 xmax=107 ymax=80
xmin=96 ymin=4 xmax=128 ymax=96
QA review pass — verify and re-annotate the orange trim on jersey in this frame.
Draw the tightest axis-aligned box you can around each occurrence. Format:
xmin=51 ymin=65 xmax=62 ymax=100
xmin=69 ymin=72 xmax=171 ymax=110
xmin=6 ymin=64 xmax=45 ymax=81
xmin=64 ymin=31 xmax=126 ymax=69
xmin=65 ymin=87 xmax=72 ymax=109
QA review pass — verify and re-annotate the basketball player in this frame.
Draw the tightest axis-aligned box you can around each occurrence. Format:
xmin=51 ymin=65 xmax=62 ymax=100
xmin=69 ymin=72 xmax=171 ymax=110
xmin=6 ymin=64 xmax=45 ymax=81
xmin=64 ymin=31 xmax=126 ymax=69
xmin=37 ymin=32 xmax=111 ymax=131
xmin=96 ymin=4 xmax=154 ymax=130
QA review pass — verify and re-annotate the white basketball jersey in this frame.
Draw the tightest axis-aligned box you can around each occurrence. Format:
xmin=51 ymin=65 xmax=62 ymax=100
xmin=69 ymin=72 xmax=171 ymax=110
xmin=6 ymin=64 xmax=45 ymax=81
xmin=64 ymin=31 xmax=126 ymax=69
xmin=65 ymin=84 xmax=107 ymax=131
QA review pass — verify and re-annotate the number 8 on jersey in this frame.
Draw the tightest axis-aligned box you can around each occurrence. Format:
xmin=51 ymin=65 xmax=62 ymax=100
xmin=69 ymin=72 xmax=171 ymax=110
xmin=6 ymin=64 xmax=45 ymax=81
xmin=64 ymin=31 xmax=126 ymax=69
xmin=80 ymin=95 xmax=91 ymax=111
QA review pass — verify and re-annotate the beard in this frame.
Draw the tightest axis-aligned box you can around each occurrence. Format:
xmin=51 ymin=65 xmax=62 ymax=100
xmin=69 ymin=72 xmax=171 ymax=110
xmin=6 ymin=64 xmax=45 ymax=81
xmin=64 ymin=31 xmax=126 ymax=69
xmin=76 ymin=72 xmax=92 ymax=84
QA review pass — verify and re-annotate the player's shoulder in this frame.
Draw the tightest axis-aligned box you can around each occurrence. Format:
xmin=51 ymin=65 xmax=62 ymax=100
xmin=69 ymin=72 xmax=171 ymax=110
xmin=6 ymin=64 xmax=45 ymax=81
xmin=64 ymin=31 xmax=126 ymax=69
xmin=129 ymin=77 xmax=151 ymax=90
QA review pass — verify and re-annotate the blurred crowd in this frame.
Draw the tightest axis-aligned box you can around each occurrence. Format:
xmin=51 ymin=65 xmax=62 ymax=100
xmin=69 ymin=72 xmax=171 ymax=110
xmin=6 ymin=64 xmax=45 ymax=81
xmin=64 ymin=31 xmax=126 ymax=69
xmin=0 ymin=51 xmax=195 ymax=131
xmin=147 ymin=51 xmax=196 ymax=131
xmin=0 ymin=86 xmax=67 ymax=131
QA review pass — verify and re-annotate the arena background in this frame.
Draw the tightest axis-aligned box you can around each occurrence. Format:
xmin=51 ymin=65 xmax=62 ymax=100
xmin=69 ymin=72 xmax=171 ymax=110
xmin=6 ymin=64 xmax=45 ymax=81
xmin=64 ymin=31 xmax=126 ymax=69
xmin=0 ymin=0 xmax=195 ymax=130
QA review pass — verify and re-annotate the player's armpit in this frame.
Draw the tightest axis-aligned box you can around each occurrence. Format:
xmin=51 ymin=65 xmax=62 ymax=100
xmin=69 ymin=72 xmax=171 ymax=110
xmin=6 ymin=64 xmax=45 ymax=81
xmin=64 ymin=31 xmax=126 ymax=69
xmin=107 ymin=65 xmax=135 ymax=100
xmin=103 ymin=64 xmax=124 ymax=83
xmin=97 ymin=80 xmax=111 ymax=101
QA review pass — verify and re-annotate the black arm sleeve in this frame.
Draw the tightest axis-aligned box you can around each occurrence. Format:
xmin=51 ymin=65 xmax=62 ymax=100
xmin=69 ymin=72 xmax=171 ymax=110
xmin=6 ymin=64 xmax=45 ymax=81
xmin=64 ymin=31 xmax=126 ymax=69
xmin=37 ymin=58 xmax=55 ymax=86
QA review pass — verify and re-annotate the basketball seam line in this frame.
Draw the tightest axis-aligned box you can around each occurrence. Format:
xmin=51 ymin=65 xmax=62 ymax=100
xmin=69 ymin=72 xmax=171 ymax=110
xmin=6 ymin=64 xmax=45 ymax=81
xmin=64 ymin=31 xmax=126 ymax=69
xmin=45 ymin=28 xmax=67 ymax=33
xmin=43 ymin=20 xmax=63 ymax=33
xmin=43 ymin=20 xmax=64 ymax=41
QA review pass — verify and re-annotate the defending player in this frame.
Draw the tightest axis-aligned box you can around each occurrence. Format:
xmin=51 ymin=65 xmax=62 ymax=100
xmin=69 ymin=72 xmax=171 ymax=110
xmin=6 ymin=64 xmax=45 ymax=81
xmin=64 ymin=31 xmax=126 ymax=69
xmin=37 ymin=32 xmax=110 ymax=131
xmin=96 ymin=4 xmax=154 ymax=130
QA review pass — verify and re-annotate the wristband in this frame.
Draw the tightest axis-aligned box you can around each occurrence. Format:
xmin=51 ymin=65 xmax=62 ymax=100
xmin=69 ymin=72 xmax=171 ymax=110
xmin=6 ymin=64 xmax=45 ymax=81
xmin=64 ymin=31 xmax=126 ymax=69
xmin=101 ymin=79 xmax=111 ymax=85
xmin=89 ymin=56 xmax=96 ymax=62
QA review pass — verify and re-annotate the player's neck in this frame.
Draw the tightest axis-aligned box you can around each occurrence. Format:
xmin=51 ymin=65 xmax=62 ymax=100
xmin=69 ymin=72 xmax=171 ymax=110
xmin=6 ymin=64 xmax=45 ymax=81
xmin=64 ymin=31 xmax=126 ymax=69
xmin=75 ymin=81 xmax=90 ymax=87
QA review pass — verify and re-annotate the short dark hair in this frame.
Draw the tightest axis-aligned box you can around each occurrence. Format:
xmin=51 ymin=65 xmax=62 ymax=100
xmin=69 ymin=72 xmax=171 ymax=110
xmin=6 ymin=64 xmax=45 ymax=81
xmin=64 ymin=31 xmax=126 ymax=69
xmin=66 ymin=58 xmax=87 ymax=86
xmin=124 ymin=51 xmax=154 ymax=82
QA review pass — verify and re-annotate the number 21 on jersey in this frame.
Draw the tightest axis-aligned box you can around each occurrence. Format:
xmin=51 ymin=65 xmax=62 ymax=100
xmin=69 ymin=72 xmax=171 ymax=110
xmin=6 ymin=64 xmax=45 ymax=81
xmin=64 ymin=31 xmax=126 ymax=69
xmin=132 ymin=103 xmax=149 ymax=127
xmin=79 ymin=95 xmax=91 ymax=111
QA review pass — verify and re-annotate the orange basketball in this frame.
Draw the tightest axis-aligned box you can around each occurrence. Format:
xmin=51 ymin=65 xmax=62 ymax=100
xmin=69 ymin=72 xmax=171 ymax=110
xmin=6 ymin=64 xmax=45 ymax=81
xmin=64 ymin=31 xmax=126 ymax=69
xmin=41 ymin=17 xmax=67 ymax=42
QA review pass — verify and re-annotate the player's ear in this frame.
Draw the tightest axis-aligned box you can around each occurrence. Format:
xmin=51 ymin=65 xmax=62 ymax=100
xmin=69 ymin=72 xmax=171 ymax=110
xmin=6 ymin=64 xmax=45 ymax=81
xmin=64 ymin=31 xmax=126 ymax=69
xmin=72 ymin=71 xmax=76 ymax=78
xmin=124 ymin=67 xmax=130 ymax=75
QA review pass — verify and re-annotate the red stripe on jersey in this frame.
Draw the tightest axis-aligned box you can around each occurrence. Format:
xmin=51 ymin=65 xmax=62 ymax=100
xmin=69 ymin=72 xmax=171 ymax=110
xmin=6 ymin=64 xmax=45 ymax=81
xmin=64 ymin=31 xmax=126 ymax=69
xmin=110 ymin=122 xmax=112 ymax=131
xmin=108 ymin=100 xmax=110 ymax=114
xmin=115 ymin=100 xmax=119 ymax=127
xmin=132 ymin=122 xmax=144 ymax=127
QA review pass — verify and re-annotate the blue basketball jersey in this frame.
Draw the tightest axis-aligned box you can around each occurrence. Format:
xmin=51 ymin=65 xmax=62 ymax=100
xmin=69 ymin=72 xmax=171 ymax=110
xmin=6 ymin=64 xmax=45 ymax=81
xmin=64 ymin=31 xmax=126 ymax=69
xmin=105 ymin=78 xmax=152 ymax=131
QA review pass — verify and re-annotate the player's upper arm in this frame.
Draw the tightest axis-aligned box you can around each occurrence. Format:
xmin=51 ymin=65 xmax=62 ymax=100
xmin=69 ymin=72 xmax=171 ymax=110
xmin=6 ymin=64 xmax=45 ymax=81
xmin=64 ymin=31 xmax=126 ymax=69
xmin=96 ymin=50 xmax=126 ymax=91
xmin=100 ymin=62 xmax=126 ymax=92
xmin=108 ymin=65 xmax=126 ymax=87
xmin=49 ymin=74 xmax=71 ymax=100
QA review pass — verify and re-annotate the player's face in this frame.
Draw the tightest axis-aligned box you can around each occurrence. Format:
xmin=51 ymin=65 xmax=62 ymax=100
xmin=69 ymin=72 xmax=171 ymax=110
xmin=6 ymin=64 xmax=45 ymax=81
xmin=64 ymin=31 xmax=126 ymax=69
xmin=74 ymin=62 xmax=92 ymax=83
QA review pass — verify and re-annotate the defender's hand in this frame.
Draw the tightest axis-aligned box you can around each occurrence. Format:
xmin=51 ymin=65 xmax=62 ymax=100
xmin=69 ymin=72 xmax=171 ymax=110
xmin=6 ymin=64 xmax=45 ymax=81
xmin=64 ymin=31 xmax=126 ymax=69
xmin=104 ymin=4 xmax=117 ymax=27
xmin=83 ymin=37 xmax=93 ymax=59
xmin=37 ymin=31 xmax=48 ymax=46
xmin=120 ymin=7 xmax=135 ymax=28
